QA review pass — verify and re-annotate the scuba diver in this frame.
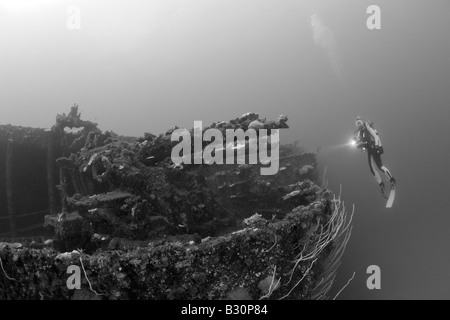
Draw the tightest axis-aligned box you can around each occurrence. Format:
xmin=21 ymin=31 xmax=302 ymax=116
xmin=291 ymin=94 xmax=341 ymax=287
xmin=353 ymin=116 xmax=396 ymax=198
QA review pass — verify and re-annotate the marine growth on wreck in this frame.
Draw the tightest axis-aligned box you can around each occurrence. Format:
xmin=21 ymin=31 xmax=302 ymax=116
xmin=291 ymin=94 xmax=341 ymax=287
xmin=0 ymin=106 xmax=353 ymax=300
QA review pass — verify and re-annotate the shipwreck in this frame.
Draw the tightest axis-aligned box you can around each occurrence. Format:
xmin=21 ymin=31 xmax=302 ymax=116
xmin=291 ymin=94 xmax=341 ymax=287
xmin=0 ymin=105 xmax=352 ymax=300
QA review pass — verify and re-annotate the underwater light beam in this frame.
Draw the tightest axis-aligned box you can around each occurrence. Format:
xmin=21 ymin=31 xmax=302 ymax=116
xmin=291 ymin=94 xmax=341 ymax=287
xmin=318 ymin=139 xmax=357 ymax=154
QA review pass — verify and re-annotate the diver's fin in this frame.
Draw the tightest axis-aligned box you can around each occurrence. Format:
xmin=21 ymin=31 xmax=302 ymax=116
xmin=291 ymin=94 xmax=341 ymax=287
xmin=386 ymin=182 xmax=396 ymax=208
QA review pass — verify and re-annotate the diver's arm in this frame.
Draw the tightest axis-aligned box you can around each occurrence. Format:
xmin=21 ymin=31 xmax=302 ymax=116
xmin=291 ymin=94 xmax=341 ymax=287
xmin=356 ymin=141 xmax=367 ymax=149
xmin=354 ymin=131 xmax=366 ymax=149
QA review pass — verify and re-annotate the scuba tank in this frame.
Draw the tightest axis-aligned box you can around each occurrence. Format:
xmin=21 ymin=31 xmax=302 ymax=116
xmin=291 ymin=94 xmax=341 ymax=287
xmin=367 ymin=120 xmax=384 ymax=154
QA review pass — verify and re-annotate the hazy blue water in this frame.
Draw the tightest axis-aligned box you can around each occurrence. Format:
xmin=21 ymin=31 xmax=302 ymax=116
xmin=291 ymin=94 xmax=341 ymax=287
xmin=1 ymin=0 xmax=450 ymax=299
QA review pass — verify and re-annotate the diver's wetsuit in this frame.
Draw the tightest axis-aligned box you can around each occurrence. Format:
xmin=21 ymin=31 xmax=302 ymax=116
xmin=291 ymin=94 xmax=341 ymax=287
xmin=357 ymin=124 xmax=394 ymax=185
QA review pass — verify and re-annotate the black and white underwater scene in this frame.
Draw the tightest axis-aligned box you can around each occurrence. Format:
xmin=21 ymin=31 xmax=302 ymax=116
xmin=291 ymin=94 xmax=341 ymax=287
xmin=1 ymin=0 xmax=450 ymax=301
